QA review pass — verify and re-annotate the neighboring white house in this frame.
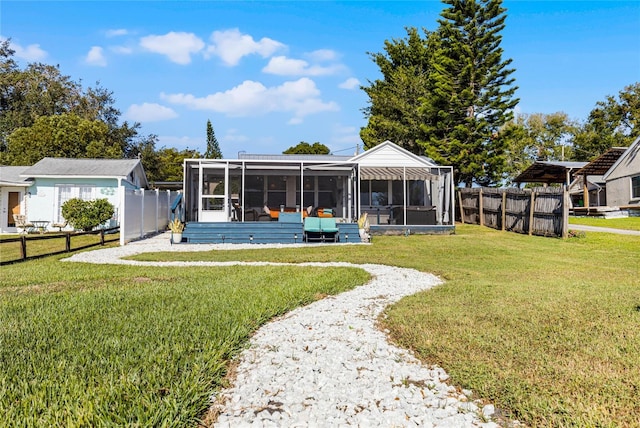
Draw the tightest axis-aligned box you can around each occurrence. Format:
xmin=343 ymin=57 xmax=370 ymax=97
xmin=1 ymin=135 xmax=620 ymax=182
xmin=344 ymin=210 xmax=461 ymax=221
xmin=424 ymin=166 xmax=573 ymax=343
xmin=0 ymin=166 xmax=33 ymax=233
xmin=0 ymin=158 xmax=148 ymax=233
xmin=603 ymin=136 xmax=640 ymax=208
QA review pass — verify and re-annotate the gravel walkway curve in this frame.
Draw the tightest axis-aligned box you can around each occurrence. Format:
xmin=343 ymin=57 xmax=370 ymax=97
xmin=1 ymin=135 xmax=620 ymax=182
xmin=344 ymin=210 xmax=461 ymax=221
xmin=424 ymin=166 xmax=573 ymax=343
xmin=64 ymin=233 xmax=501 ymax=427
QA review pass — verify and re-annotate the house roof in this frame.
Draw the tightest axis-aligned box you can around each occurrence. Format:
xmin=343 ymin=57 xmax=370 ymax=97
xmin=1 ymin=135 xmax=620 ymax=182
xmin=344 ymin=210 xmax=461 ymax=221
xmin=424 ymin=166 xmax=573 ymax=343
xmin=603 ymin=136 xmax=640 ymax=181
xmin=0 ymin=166 xmax=32 ymax=187
xmin=514 ymin=161 xmax=587 ymax=184
xmin=239 ymin=153 xmax=353 ymax=162
xmin=575 ymin=147 xmax=627 ymax=176
xmin=350 ymin=140 xmax=438 ymax=167
xmin=21 ymin=157 xmax=142 ymax=177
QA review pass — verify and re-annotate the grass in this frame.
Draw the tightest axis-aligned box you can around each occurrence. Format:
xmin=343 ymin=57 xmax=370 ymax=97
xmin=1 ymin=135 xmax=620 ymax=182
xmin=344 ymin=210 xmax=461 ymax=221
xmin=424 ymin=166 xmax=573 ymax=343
xmin=0 ymin=232 xmax=119 ymax=264
xmin=0 ymin=253 xmax=369 ymax=426
xmin=130 ymin=225 xmax=640 ymax=427
xmin=569 ymin=215 xmax=640 ymax=231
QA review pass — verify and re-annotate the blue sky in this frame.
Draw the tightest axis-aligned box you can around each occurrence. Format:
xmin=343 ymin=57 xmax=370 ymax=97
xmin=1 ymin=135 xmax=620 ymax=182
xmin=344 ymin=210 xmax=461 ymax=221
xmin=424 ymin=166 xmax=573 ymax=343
xmin=2 ymin=1 xmax=639 ymax=158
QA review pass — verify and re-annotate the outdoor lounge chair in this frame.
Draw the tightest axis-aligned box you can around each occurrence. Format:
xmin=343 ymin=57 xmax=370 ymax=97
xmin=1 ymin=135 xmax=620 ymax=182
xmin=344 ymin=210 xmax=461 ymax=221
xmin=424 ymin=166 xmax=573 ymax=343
xmin=319 ymin=217 xmax=339 ymax=242
xmin=303 ymin=217 xmax=323 ymax=242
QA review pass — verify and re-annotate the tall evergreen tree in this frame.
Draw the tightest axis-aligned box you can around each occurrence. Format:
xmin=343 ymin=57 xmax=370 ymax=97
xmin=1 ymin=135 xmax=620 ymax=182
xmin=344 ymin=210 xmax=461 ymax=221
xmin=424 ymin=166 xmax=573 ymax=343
xmin=420 ymin=0 xmax=518 ymax=187
xmin=205 ymin=119 xmax=222 ymax=158
xmin=360 ymin=27 xmax=435 ymax=153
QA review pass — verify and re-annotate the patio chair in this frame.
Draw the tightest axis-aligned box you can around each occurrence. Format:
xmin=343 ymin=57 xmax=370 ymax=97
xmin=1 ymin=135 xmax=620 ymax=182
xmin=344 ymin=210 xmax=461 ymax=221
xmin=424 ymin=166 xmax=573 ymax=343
xmin=13 ymin=214 xmax=34 ymax=234
xmin=303 ymin=217 xmax=323 ymax=242
xmin=51 ymin=220 xmax=68 ymax=231
xmin=320 ymin=217 xmax=339 ymax=242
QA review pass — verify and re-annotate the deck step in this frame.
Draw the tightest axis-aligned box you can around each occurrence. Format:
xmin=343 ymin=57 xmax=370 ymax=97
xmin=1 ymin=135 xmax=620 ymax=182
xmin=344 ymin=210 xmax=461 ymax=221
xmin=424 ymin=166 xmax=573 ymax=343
xmin=182 ymin=221 xmax=360 ymax=244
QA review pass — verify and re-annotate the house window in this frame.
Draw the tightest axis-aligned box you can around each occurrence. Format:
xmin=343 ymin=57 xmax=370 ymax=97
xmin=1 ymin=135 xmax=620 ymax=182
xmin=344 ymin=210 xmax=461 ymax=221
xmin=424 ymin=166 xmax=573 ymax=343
xmin=56 ymin=185 xmax=95 ymax=222
xmin=632 ymin=176 xmax=640 ymax=199
xmin=360 ymin=180 xmax=389 ymax=206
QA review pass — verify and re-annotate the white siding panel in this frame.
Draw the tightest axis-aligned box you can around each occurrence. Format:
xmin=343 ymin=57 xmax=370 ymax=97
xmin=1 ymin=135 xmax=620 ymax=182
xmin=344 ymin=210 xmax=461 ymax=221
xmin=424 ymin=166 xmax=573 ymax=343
xmin=357 ymin=145 xmax=431 ymax=168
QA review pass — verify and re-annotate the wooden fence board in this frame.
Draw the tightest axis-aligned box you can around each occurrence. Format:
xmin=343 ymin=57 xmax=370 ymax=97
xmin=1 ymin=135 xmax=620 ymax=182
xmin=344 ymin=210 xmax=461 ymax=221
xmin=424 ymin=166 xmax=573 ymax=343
xmin=458 ymin=187 xmax=567 ymax=238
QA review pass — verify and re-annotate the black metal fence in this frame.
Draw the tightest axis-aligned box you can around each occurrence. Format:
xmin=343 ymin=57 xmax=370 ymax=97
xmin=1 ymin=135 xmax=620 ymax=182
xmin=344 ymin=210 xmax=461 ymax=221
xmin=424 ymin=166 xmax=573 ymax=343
xmin=458 ymin=187 xmax=568 ymax=238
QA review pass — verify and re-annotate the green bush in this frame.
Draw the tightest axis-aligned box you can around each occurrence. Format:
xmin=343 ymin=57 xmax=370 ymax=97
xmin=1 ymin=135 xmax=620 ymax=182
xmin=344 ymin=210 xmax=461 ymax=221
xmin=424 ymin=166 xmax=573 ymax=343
xmin=61 ymin=198 xmax=114 ymax=231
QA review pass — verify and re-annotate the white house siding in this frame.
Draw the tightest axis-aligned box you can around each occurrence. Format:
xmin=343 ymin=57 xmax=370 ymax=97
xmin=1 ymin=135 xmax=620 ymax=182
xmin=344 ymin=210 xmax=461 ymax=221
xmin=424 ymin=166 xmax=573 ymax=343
xmin=25 ymin=177 xmax=121 ymax=230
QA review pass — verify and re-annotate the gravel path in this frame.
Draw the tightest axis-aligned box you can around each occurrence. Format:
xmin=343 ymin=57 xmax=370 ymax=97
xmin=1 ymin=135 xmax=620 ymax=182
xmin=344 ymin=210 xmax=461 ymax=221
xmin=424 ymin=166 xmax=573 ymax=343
xmin=64 ymin=233 xmax=502 ymax=427
xmin=569 ymin=224 xmax=640 ymax=236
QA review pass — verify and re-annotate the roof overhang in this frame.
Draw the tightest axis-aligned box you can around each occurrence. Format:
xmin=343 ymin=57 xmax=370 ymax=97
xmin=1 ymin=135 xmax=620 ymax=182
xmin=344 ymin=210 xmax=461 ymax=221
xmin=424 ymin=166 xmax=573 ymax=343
xmin=514 ymin=161 xmax=587 ymax=184
xmin=359 ymin=167 xmax=436 ymax=180
xmin=575 ymin=147 xmax=627 ymax=176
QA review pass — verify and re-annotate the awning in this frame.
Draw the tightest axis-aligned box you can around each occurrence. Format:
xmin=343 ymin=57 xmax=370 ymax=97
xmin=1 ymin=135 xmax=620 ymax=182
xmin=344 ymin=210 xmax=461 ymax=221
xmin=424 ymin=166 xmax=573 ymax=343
xmin=359 ymin=167 xmax=435 ymax=180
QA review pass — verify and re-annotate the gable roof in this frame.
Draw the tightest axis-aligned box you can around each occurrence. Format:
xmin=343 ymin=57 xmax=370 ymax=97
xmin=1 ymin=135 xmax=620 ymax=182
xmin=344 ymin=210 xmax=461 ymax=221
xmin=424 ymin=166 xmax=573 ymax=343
xmin=350 ymin=140 xmax=438 ymax=167
xmin=20 ymin=158 xmax=148 ymax=188
xmin=603 ymin=136 xmax=640 ymax=181
xmin=0 ymin=166 xmax=32 ymax=187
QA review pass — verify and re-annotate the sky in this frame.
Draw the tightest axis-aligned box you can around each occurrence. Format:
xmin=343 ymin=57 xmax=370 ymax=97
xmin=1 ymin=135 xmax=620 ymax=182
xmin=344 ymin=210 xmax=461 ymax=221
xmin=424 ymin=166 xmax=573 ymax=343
xmin=2 ymin=1 xmax=639 ymax=158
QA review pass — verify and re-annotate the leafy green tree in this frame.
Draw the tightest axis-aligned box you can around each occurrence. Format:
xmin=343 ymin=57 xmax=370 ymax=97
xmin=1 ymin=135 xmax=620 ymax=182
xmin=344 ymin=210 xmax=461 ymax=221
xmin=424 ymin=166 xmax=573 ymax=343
xmin=360 ymin=27 xmax=435 ymax=153
xmin=0 ymin=41 xmax=155 ymax=166
xmin=61 ymin=198 xmax=114 ymax=231
xmin=420 ymin=0 xmax=519 ymax=187
xmin=4 ymin=113 xmax=121 ymax=165
xmin=572 ymin=82 xmax=640 ymax=160
xmin=502 ymin=112 xmax=577 ymax=184
xmin=283 ymin=141 xmax=331 ymax=154
xmin=155 ymin=147 xmax=201 ymax=182
xmin=205 ymin=119 xmax=222 ymax=158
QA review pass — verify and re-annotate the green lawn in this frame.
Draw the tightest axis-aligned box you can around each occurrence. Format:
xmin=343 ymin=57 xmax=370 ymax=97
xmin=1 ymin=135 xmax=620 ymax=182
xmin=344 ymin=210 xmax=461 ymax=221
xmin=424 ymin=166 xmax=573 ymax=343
xmin=0 ymin=255 xmax=368 ymax=426
xmin=2 ymin=226 xmax=639 ymax=426
xmin=132 ymin=225 xmax=640 ymax=427
xmin=569 ymin=215 xmax=640 ymax=231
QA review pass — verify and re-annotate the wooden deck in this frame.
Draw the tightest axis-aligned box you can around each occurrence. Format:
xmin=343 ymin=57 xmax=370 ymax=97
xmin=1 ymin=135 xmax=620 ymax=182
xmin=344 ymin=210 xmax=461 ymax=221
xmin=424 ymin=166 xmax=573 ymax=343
xmin=180 ymin=221 xmax=455 ymax=244
xmin=182 ymin=221 xmax=360 ymax=244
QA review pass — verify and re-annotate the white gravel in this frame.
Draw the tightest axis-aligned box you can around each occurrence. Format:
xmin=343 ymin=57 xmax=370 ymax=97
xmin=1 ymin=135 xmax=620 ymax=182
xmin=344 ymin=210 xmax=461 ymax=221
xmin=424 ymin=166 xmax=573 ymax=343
xmin=64 ymin=233 xmax=502 ymax=427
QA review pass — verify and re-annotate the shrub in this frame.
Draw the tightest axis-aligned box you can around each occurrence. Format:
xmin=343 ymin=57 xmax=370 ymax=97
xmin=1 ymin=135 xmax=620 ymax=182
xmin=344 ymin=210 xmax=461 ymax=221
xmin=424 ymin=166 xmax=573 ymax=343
xmin=61 ymin=198 xmax=115 ymax=231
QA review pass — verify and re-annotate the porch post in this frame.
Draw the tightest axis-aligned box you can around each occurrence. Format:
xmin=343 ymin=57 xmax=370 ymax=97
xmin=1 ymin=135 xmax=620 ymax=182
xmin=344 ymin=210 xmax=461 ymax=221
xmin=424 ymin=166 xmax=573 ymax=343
xmin=198 ymin=162 xmax=203 ymax=221
xmin=300 ymin=162 xmax=304 ymax=214
xmin=403 ymin=167 xmax=407 ymax=225
xmin=241 ymin=161 xmax=246 ymax=221
xmin=356 ymin=164 xmax=361 ymax=220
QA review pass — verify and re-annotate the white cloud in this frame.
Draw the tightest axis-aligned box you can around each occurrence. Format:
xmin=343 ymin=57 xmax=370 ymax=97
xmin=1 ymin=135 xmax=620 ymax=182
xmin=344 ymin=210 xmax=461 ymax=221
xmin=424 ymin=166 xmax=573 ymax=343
xmin=85 ymin=46 xmax=107 ymax=67
xmin=262 ymin=56 xmax=343 ymax=76
xmin=205 ymin=28 xmax=285 ymax=66
xmin=306 ymin=49 xmax=338 ymax=62
xmin=223 ymin=129 xmax=250 ymax=143
xmin=124 ymin=103 xmax=178 ymax=122
xmin=162 ymin=77 xmax=338 ymax=123
xmin=339 ymin=77 xmax=360 ymax=90
xmin=2 ymin=38 xmax=47 ymax=61
xmin=139 ymin=32 xmax=205 ymax=65
xmin=157 ymin=135 xmax=202 ymax=151
xmin=110 ymin=45 xmax=133 ymax=55
xmin=106 ymin=29 xmax=128 ymax=37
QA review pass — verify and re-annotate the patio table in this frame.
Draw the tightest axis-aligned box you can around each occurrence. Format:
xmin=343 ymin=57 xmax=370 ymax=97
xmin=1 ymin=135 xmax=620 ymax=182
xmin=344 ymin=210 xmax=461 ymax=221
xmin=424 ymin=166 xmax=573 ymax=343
xmin=31 ymin=220 xmax=50 ymax=234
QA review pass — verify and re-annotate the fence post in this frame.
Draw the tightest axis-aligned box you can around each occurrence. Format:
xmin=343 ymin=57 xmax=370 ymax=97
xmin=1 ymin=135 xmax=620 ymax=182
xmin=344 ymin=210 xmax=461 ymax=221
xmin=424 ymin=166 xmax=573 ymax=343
xmin=458 ymin=190 xmax=465 ymax=224
xmin=528 ymin=191 xmax=536 ymax=236
xmin=479 ymin=188 xmax=484 ymax=227
xmin=562 ymin=187 xmax=569 ymax=239
xmin=65 ymin=233 xmax=71 ymax=252
xmin=501 ymin=191 xmax=506 ymax=231
xmin=20 ymin=236 xmax=27 ymax=260
xmin=100 ymin=229 xmax=105 ymax=246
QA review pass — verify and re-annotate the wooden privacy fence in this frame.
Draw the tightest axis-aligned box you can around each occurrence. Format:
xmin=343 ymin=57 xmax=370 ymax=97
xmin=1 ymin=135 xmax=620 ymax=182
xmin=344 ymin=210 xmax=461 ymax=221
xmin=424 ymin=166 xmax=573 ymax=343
xmin=458 ymin=187 xmax=568 ymax=238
